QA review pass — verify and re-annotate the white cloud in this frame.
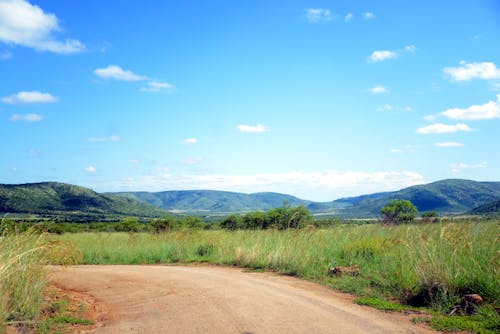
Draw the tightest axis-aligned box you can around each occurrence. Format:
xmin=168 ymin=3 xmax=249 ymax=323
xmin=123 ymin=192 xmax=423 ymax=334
xmin=304 ymin=8 xmax=333 ymax=23
xmin=434 ymin=142 xmax=464 ymax=148
xmin=94 ymin=65 xmax=146 ymax=81
xmin=2 ymin=91 xmax=58 ymax=104
xmin=390 ymin=149 xmax=405 ymax=154
xmin=0 ymin=0 xmax=85 ymax=54
xmin=344 ymin=13 xmax=353 ymax=22
xmin=369 ymin=85 xmax=390 ymax=94
xmin=367 ymin=45 xmax=416 ymax=63
xmin=450 ymin=162 xmax=487 ymax=173
xmin=237 ymin=124 xmax=269 ymax=133
xmin=183 ymin=137 xmax=198 ymax=145
xmin=140 ymin=81 xmax=174 ymax=93
xmin=443 ymin=61 xmax=500 ymax=81
xmin=87 ymin=136 xmax=121 ymax=142
xmin=10 ymin=113 xmax=42 ymax=122
xmin=363 ymin=12 xmax=375 ymax=19
xmin=367 ymin=50 xmax=398 ymax=63
xmin=97 ymin=170 xmax=425 ymax=202
xmin=416 ymin=123 xmax=472 ymax=134
xmin=128 ymin=159 xmax=140 ymax=164
xmin=440 ymin=95 xmax=500 ymax=120
xmin=455 ymin=162 xmax=487 ymax=169
xmin=85 ymin=166 xmax=96 ymax=173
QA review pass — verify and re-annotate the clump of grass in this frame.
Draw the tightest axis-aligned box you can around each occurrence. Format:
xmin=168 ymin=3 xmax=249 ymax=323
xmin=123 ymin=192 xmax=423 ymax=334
xmin=415 ymin=305 xmax=500 ymax=333
xmin=354 ymin=297 xmax=410 ymax=312
xmin=0 ymin=225 xmax=81 ymax=331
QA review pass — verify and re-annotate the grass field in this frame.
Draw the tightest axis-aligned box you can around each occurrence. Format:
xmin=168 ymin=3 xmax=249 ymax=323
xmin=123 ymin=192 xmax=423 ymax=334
xmin=56 ymin=222 xmax=499 ymax=312
xmin=3 ymin=220 xmax=498 ymax=333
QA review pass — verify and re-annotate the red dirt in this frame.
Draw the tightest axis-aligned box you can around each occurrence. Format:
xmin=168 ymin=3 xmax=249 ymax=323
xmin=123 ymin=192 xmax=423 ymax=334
xmin=50 ymin=265 xmax=438 ymax=333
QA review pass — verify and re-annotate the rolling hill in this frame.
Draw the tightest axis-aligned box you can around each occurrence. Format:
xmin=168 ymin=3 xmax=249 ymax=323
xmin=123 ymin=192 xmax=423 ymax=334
xmin=110 ymin=179 xmax=500 ymax=216
xmin=1 ymin=179 xmax=499 ymax=219
xmin=0 ymin=182 xmax=168 ymax=219
xmin=109 ymin=190 xmax=309 ymax=213
xmin=325 ymin=179 xmax=500 ymax=217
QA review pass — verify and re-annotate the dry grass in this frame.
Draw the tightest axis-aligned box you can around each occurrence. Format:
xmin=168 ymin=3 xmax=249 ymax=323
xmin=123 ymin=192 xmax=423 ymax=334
xmin=0 ymin=224 xmax=81 ymax=332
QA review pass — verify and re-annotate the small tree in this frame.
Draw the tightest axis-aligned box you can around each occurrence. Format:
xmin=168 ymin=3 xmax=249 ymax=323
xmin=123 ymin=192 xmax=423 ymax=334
xmin=150 ymin=217 xmax=175 ymax=233
xmin=220 ymin=214 xmax=241 ymax=230
xmin=381 ymin=199 xmax=418 ymax=225
xmin=115 ymin=217 xmax=141 ymax=232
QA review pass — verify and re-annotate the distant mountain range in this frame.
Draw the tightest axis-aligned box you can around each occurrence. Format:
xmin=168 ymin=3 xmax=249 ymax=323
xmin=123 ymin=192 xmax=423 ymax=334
xmin=1 ymin=179 xmax=499 ymax=220
xmin=108 ymin=190 xmax=309 ymax=214
xmin=110 ymin=179 xmax=500 ymax=217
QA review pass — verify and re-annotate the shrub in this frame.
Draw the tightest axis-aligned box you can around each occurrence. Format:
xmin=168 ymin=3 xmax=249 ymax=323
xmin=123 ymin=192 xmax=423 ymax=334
xmin=381 ymin=199 xmax=418 ymax=225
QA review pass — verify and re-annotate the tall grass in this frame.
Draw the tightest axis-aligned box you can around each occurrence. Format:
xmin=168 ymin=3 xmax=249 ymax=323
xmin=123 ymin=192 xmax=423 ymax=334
xmin=0 ymin=228 xmax=80 ymax=332
xmin=55 ymin=221 xmax=499 ymax=311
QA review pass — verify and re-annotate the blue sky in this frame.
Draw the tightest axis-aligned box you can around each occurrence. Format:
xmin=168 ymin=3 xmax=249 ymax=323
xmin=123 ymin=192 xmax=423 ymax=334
xmin=1 ymin=0 xmax=499 ymax=201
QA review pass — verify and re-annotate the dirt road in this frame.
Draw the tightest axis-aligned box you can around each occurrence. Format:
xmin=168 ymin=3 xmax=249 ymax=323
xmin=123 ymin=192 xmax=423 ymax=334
xmin=50 ymin=265 xmax=435 ymax=333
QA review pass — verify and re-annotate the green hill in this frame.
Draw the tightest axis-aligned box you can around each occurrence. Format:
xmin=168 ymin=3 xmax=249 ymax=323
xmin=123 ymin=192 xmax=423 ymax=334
xmin=334 ymin=179 xmax=500 ymax=217
xmin=0 ymin=182 xmax=168 ymax=218
xmin=470 ymin=199 xmax=500 ymax=216
xmin=110 ymin=190 xmax=309 ymax=213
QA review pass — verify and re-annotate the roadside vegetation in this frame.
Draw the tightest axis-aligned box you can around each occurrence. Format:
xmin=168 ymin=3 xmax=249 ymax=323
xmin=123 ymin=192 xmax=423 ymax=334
xmin=2 ymin=202 xmax=499 ymax=333
xmin=0 ymin=220 xmax=83 ymax=332
xmin=55 ymin=219 xmax=499 ymax=333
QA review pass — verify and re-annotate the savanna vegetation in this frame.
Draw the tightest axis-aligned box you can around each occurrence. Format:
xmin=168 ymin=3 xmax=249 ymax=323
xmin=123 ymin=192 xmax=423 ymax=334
xmin=1 ymin=201 xmax=499 ymax=333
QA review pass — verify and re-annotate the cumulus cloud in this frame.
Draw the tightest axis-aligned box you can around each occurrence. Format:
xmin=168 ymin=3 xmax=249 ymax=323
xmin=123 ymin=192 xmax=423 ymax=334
xmin=434 ymin=142 xmax=464 ymax=148
xmin=439 ymin=95 xmax=500 ymax=120
xmin=416 ymin=123 xmax=472 ymax=134
xmin=367 ymin=50 xmax=398 ymax=63
xmin=304 ymin=8 xmax=333 ymax=23
xmin=367 ymin=45 xmax=416 ymax=63
xmin=390 ymin=149 xmax=405 ymax=154
xmin=363 ymin=12 xmax=375 ymax=19
xmin=369 ymin=85 xmax=390 ymax=94
xmin=344 ymin=13 xmax=353 ymax=22
xmin=85 ymin=166 xmax=96 ymax=173
xmin=183 ymin=137 xmax=198 ymax=145
xmin=94 ymin=65 xmax=146 ymax=81
xmin=2 ymin=91 xmax=58 ymax=104
xmin=0 ymin=0 xmax=85 ymax=54
xmin=140 ymin=81 xmax=174 ymax=93
xmin=87 ymin=136 xmax=121 ymax=142
xmin=443 ymin=61 xmax=500 ymax=81
xmin=96 ymin=170 xmax=425 ymax=202
xmin=10 ymin=113 xmax=42 ymax=122
xmin=237 ymin=124 xmax=269 ymax=133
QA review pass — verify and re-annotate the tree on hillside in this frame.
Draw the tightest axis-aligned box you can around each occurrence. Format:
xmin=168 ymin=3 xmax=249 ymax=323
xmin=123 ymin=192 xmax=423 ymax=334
xmin=380 ymin=199 xmax=418 ymax=225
